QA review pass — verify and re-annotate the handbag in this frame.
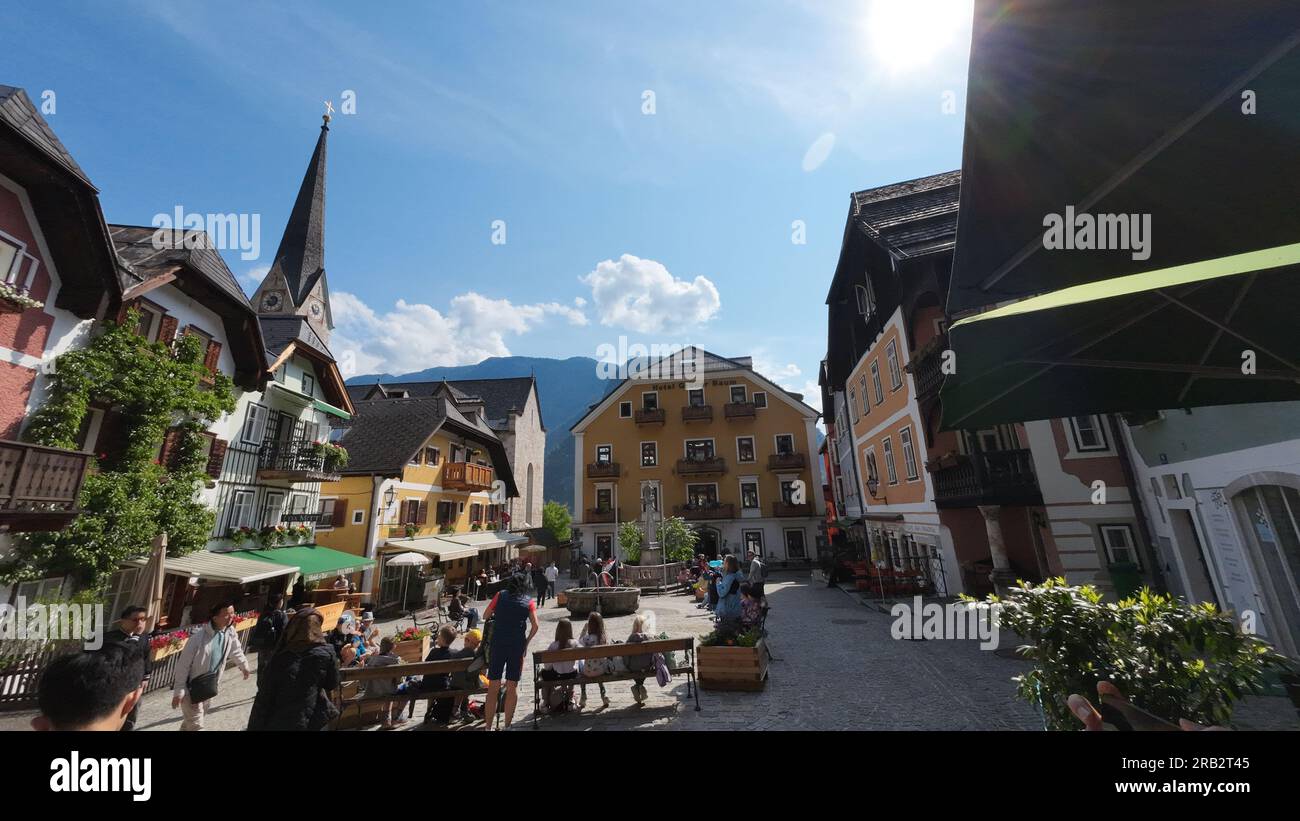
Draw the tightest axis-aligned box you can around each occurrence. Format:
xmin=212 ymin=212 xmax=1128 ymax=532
xmin=186 ymin=670 xmax=220 ymax=704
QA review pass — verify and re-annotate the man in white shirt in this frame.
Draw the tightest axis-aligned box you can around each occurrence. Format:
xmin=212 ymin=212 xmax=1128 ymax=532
xmin=544 ymin=562 xmax=560 ymax=602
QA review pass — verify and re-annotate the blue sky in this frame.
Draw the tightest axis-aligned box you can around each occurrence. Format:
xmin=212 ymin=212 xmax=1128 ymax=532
xmin=6 ymin=0 xmax=972 ymax=410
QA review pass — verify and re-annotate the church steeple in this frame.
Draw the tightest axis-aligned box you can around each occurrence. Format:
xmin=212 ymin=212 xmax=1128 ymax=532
xmin=253 ymin=111 xmax=334 ymax=343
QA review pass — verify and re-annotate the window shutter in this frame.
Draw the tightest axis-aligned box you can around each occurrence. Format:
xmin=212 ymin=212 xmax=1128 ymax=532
xmin=115 ymin=299 xmax=137 ymax=325
xmin=332 ymin=498 xmax=349 ymax=527
xmin=417 ymin=500 xmax=429 ymax=524
xmin=206 ymin=438 xmax=228 ymax=478
xmin=159 ymin=427 xmax=183 ymax=470
xmin=158 ymin=314 xmax=179 ymax=346
xmin=203 ymin=340 xmax=222 ymax=373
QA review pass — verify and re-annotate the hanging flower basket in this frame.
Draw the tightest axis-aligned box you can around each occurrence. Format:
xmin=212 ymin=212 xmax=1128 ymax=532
xmin=0 ymin=281 xmax=43 ymax=313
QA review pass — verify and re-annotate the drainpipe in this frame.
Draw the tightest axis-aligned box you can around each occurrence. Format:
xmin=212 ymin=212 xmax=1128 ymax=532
xmin=1108 ymin=414 xmax=1166 ymax=594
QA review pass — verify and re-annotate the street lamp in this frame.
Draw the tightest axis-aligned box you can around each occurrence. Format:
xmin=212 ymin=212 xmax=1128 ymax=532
xmin=382 ymin=486 xmax=396 ymax=510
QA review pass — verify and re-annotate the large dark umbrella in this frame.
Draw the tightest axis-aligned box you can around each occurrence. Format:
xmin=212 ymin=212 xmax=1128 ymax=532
xmin=941 ymin=0 xmax=1300 ymax=427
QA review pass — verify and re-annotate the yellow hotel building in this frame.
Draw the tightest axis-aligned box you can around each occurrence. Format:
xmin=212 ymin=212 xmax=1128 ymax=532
xmin=571 ymin=350 xmax=823 ymax=564
xmin=315 ymin=392 xmax=524 ymax=610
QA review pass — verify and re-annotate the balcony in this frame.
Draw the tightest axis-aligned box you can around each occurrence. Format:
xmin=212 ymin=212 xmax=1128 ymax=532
xmin=634 ymin=408 xmax=666 ymax=425
xmin=586 ymin=461 xmax=621 ymax=479
xmin=681 ymin=404 xmax=713 ymax=423
xmin=257 ymin=439 xmax=343 ymax=482
xmin=586 ymin=507 xmax=616 ymax=523
xmin=442 ymin=462 xmax=495 ymax=491
xmin=724 ymin=402 xmax=757 ymax=420
xmin=0 ymin=440 xmax=91 ymax=531
xmin=772 ymin=501 xmax=815 ymax=517
xmin=767 ymin=452 xmax=807 ymax=471
xmin=674 ymin=503 xmax=735 ymax=521
xmin=933 ymin=449 xmax=1043 ymax=508
xmin=905 ymin=333 xmax=946 ymax=400
xmin=676 ymin=456 xmax=727 ymax=476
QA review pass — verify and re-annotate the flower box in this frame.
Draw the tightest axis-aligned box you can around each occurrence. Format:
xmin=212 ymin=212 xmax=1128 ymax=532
xmin=150 ymin=639 xmax=187 ymax=662
xmin=393 ymin=634 xmax=430 ymax=664
xmin=698 ymin=639 xmax=768 ymax=691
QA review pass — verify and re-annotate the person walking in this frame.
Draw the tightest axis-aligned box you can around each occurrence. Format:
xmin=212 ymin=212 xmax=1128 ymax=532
xmin=531 ymin=562 xmax=549 ymax=606
xmin=544 ymin=561 xmax=560 ymax=603
xmin=171 ymin=602 xmax=251 ymax=730
xmin=100 ymin=605 xmax=152 ymax=731
xmin=713 ymin=555 xmax=745 ymax=631
xmin=747 ymin=550 xmax=767 ymax=586
xmin=250 ymin=594 xmax=288 ymax=682
xmin=480 ymin=574 xmax=540 ymax=729
xmin=247 ymin=607 xmax=341 ymax=731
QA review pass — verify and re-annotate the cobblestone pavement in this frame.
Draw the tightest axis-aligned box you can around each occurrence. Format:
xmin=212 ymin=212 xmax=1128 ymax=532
xmin=3 ymin=571 xmax=1296 ymax=731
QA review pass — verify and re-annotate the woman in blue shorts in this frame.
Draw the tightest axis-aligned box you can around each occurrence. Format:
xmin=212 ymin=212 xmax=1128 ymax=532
xmin=480 ymin=574 xmax=540 ymax=728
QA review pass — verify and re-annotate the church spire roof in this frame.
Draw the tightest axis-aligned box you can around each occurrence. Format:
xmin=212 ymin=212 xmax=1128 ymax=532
xmin=266 ymin=115 xmax=329 ymax=308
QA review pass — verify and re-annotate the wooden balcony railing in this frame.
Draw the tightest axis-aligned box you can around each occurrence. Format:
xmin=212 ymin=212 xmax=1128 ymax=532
xmin=772 ymin=501 xmax=814 ymax=517
xmin=933 ymin=449 xmax=1042 ymax=508
xmin=767 ymin=452 xmax=807 ymax=471
xmin=442 ymin=462 xmax=495 ymax=491
xmin=724 ymin=402 xmax=757 ymax=420
xmin=635 ymin=408 xmax=666 ymax=425
xmin=681 ymin=404 xmax=713 ymax=422
xmin=0 ymin=440 xmax=91 ymax=531
xmin=257 ymin=439 xmax=342 ymax=482
xmin=674 ymin=503 xmax=735 ymax=520
xmin=905 ymin=333 xmax=946 ymax=400
xmin=585 ymin=508 xmax=616 ymax=523
xmin=676 ymin=456 xmax=727 ymax=476
xmin=586 ymin=462 xmax=621 ymax=479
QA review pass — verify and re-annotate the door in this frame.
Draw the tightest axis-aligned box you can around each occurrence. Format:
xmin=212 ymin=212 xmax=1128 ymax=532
xmin=696 ymin=527 xmax=719 ymax=558
xmin=1235 ymin=485 xmax=1300 ymax=657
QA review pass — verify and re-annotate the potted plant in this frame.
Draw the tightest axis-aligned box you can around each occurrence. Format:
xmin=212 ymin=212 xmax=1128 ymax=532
xmin=258 ymin=525 xmax=287 ymax=548
xmin=438 ymin=524 xmax=454 ymax=535
xmin=966 ymin=578 xmax=1293 ymax=730
xmin=225 ymin=525 xmax=254 ymax=546
xmin=403 ymin=522 xmax=418 ymax=539
xmin=697 ymin=626 xmax=767 ymax=691
xmin=391 ymin=626 xmax=431 ymax=663
xmin=311 ymin=440 xmax=349 ymax=470
xmin=470 ymin=522 xmax=482 ymax=531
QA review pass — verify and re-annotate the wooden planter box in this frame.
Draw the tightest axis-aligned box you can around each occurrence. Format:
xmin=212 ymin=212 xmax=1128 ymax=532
xmin=393 ymin=635 xmax=430 ymax=663
xmin=150 ymin=641 xmax=187 ymax=662
xmin=698 ymin=639 xmax=768 ymax=691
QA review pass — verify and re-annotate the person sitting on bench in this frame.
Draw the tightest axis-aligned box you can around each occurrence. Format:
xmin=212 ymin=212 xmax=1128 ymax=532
xmin=539 ymin=619 xmax=579 ymax=713
xmin=419 ymin=625 xmax=460 ymax=725
xmin=449 ymin=594 xmax=479 ymax=630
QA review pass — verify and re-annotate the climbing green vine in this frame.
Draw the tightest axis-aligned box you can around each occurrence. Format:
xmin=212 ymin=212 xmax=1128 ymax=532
xmin=1 ymin=309 xmax=236 ymax=591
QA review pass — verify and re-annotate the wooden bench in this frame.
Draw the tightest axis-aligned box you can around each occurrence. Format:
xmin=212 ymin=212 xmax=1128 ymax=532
xmin=333 ymin=657 xmax=497 ymax=730
xmin=530 ymin=637 xmax=699 ymax=729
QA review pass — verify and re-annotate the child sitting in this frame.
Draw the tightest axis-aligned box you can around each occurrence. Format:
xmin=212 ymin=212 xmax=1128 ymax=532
xmin=366 ymin=637 xmax=406 ymax=729
xmin=625 ymin=615 xmax=654 ymax=706
xmin=539 ymin=619 xmax=579 ymax=712
xmin=578 ymin=612 xmax=610 ymax=709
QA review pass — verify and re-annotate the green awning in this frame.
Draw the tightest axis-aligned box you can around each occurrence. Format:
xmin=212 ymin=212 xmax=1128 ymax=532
xmin=313 ymin=399 xmax=351 ymax=420
xmin=231 ymin=545 xmax=374 ymax=583
xmin=940 ymin=242 xmax=1300 ymax=429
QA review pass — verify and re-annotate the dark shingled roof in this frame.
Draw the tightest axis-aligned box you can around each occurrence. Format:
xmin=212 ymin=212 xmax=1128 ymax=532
xmin=0 ymin=85 xmax=93 ymax=188
xmin=259 ymin=314 xmax=334 ymax=362
xmin=265 ymin=123 xmax=328 ymax=308
xmin=347 ymin=377 xmax=540 ymax=431
xmin=108 ymin=224 xmax=252 ymax=309
xmin=851 ymin=170 xmax=961 ymax=259
xmin=334 ymin=397 xmax=447 ymax=475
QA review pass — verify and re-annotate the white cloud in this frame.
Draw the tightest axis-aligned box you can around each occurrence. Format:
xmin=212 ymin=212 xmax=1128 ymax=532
xmin=802 ymin=132 xmax=835 ymax=172
xmin=581 ymin=254 xmax=720 ymax=333
xmin=752 ymin=356 xmax=802 ymax=382
xmin=573 ymin=296 xmax=587 ymax=308
xmin=241 ymin=265 xmax=270 ymax=289
xmin=331 ymin=289 xmax=587 ymax=376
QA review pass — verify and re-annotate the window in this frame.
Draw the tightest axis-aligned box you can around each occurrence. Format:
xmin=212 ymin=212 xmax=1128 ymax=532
xmin=780 ymin=479 xmax=798 ymax=504
xmin=301 ymin=373 xmax=315 ymax=398
xmin=242 ymin=403 xmax=268 ymax=444
xmin=470 ymin=503 xmax=483 ymax=523
xmin=859 ymin=375 xmax=869 ymax=414
xmin=75 ymin=407 xmax=106 ymax=453
xmin=882 ymin=436 xmax=898 ymax=485
xmin=1069 ymin=415 xmax=1109 ymax=452
xmin=741 ymin=480 xmax=759 ymax=509
xmin=848 ymin=388 xmax=858 ymax=422
xmin=900 ymin=426 xmax=919 ymax=481
xmin=596 ymin=444 xmax=613 ymax=465
xmin=595 ymin=488 xmax=613 ymax=511
xmin=318 ymin=498 xmax=337 ymax=529
xmin=886 ymin=339 xmax=903 ymax=390
xmin=596 ymin=535 xmax=613 ymax=559
xmin=229 ymin=489 xmax=255 ymax=529
xmin=865 ymin=448 xmax=879 ymax=485
xmin=1100 ymin=524 xmax=1140 ymax=568
xmin=784 ymin=529 xmax=807 ymax=559
xmin=752 ymin=392 xmax=767 ymax=408
xmin=0 ymin=230 xmax=39 ymax=292
xmin=737 ymin=437 xmax=756 ymax=463
xmin=425 ymin=447 xmax=440 ymax=465
xmin=619 ymin=401 xmax=632 ymax=418
xmin=870 ymin=361 xmax=884 ymax=404
xmin=642 ymin=392 xmax=658 ymax=411
xmin=775 ymin=434 xmax=795 ymax=455
xmin=134 ymin=303 xmax=164 ymax=342
xmin=743 ymin=530 xmax=764 ymax=556
xmin=855 ymin=281 xmax=875 ymax=317
xmin=435 ymin=500 xmax=454 ymax=524
xmin=262 ymin=491 xmax=285 ymax=528
xmin=729 ymin=385 xmax=747 ymax=404
xmin=687 ymin=388 xmax=705 ymax=407
xmin=685 ymin=439 xmax=715 ymax=461
xmin=352 ymin=509 xmax=365 ymax=526
xmin=686 ymin=484 xmax=718 ymax=507
xmin=641 ymin=442 xmax=658 ymax=467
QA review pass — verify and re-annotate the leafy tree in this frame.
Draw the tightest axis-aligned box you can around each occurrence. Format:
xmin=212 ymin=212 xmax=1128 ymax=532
xmin=657 ymin=516 xmax=698 ymax=563
xmin=966 ymin=578 xmax=1292 ymax=730
xmin=1 ymin=311 xmax=236 ymax=591
xmin=541 ymin=500 xmax=571 ymax=543
xmin=618 ymin=520 xmax=643 ymax=563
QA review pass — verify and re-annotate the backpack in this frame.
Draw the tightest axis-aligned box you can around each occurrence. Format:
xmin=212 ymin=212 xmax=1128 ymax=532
xmin=251 ymin=610 xmax=281 ymax=650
